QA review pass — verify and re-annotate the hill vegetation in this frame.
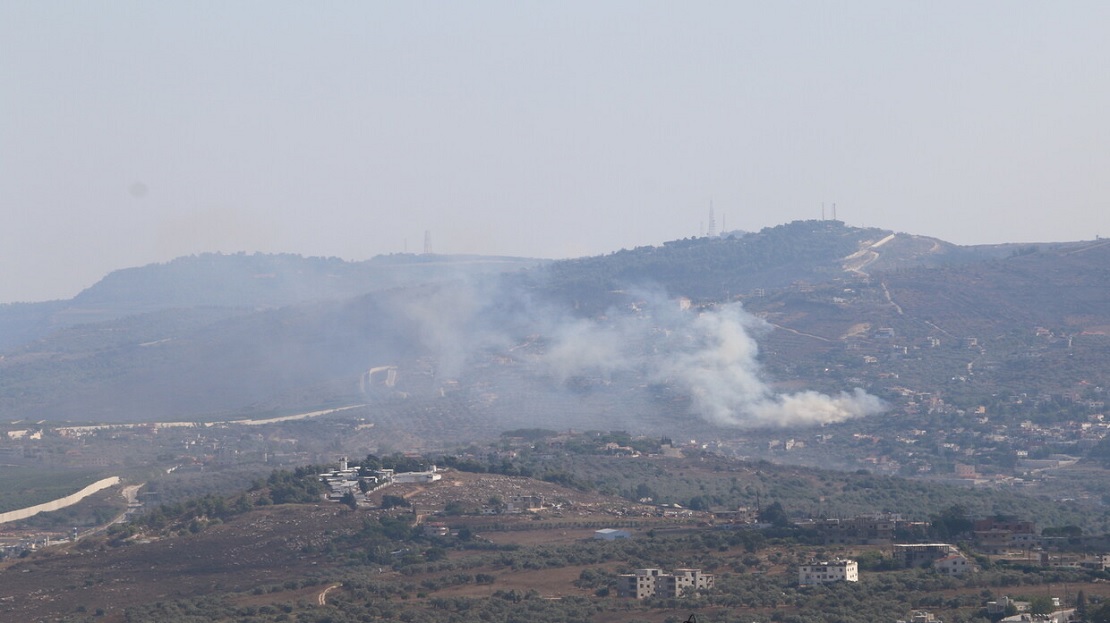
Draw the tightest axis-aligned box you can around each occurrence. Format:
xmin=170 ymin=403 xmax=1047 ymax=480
xmin=0 ymin=251 xmax=545 ymax=350
xmin=4 ymin=450 xmax=1110 ymax=623
xmin=0 ymin=221 xmax=1107 ymax=437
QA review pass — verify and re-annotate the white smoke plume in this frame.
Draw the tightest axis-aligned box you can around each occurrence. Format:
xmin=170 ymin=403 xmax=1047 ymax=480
xmin=391 ymin=280 xmax=886 ymax=428
xmin=541 ymin=296 xmax=887 ymax=427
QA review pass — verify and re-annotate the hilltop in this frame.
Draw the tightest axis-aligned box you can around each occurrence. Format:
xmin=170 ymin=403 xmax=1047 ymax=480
xmin=0 ymin=221 xmax=1106 ymax=435
xmin=0 ymin=252 xmax=546 ymax=350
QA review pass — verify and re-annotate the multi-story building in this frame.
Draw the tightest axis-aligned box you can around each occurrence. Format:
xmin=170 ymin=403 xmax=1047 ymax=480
xmin=1040 ymin=552 xmax=1110 ymax=570
xmin=618 ymin=568 xmax=714 ymax=599
xmin=506 ymin=494 xmax=544 ymax=513
xmin=893 ymin=544 xmax=960 ymax=568
xmin=973 ymin=518 xmax=1037 ymax=554
xmin=813 ymin=513 xmax=897 ymax=545
xmin=798 ymin=559 xmax=859 ymax=585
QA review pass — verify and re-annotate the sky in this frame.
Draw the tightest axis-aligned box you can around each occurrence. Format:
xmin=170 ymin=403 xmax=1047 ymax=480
xmin=3 ymin=2 xmax=1109 ymax=303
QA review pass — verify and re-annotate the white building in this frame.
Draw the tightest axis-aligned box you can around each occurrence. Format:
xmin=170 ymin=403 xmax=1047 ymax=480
xmin=618 ymin=568 xmax=714 ymax=599
xmin=934 ymin=554 xmax=974 ymax=576
xmin=798 ymin=559 xmax=859 ymax=585
xmin=392 ymin=465 xmax=442 ymax=484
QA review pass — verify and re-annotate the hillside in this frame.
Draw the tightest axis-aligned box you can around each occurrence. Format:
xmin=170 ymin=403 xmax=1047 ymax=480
xmin=525 ymin=220 xmax=1014 ymax=311
xmin=0 ymin=222 xmax=1106 ymax=433
xmin=3 ymin=451 xmax=1109 ymax=623
xmin=0 ymin=252 xmax=546 ymax=350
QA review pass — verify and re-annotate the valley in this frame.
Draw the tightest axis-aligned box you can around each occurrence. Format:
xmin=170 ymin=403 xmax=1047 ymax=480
xmin=2 ymin=221 xmax=1110 ymax=622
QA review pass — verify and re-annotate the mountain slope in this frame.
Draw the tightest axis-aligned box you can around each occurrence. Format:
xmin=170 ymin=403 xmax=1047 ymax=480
xmin=1 ymin=222 xmax=1106 ymax=430
xmin=0 ymin=252 xmax=545 ymax=350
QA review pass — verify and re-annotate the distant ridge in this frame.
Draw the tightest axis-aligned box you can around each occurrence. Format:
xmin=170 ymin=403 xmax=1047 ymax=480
xmin=1 ymin=220 xmax=1106 ymax=427
xmin=0 ymin=252 xmax=546 ymax=349
xmin=529 ymin=220 xmax=1019 ymax=311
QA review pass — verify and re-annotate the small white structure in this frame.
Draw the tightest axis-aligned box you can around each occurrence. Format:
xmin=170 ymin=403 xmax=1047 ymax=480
xmin=318 ymin=458 xmax=362 ymax=501
xmin=798 ymin=558 xmax=859 ymax=585
xmin=392 ymin=465 xmax=442 ymax=484
xmin=594 ymin=528 xmax=631 ymax=540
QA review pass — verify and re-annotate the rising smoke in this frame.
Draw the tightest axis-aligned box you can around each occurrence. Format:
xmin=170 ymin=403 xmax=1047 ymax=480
xmin=390 ymin=281 xmax=885 ymax=429
xmin=539 ymin=294 xmax=886 ymax=427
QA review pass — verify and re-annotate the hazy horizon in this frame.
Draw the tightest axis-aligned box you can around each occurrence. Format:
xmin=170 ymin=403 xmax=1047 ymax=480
xmin=4 ymin=2 xmax=1109 ymax=303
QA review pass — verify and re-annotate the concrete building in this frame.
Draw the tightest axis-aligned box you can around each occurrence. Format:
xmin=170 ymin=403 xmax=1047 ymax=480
xmin=392 ymin=465 xmax=442 ymax=484
xmin=618 ymin=568 xmax=714 ymax=599
xmin=812 ymin=513 xmax=897 ymax=545
xmin=318 ymin=459 xmax=362 ymax=500
xmin=1040 ymin=552 xmax=1110 ymax=570
xmin=973 ymin=518 xmax=1037 ymax=554
xmin=423 ymin=522 xmax=449 ymax=537
xmin=934 ymin=554 xmax=974 ymax=576
xmin=798 ymin=559 xmax=859 ymax=585
xmin=506 ymin=494 xmax=544 ymax=513
xmin=893 ymin=544 xmax=960 ymax=568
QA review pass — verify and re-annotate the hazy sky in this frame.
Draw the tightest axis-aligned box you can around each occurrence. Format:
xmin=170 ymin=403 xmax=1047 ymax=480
xmin=3 ymin=2 xmax=1109 ymax=303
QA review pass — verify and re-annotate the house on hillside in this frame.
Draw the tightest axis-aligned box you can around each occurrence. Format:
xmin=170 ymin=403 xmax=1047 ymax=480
xmin=506 ymin=494 xmax=544 ymax=513
xmin=423 ymin=522 xmax=449 ymax=537
xmin=893 ymin=544 xmax=960 ymax=569
xmin=934 ymin=554 xmax=974 ymax=576
xmin=798 ymin=559 xmax=858 ymax=585
xmin=392 ymin=465 xmax=441 ymax=483
xmin=811 ymin=513 xmax=896 ymax=545
xmin=973 ymin=518 xmax=1037 ymax=554
xmin=617 ymin=568 xmax=714 ymax=599
xmin=1040 ymin=552 xmax=1110 ymax=570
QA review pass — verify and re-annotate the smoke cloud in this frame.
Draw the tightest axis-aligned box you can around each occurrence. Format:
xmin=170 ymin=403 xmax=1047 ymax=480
xmin=393 ymin=281 xmax=886 ymax=429
xmin=537 ymin=295 xmax=886 ymax=427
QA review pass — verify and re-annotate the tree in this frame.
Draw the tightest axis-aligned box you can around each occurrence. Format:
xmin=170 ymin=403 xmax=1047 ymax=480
xmin=931 ymin=504 xmax=973 ymax=539
xmin=341 ymin=490 xmax=358 ymax=510
xmin=1028 ymin=596 xmax=1053 ymax=616
xmin=1041 ymin=525 xmax=1082 ymax=538
xmin=1090 ymin=601 xmax=1110 ymax=623
xmin=758 ymin=501 xmax=790 ymax=527
xmin=381 ymin=494 xmax=409 ymax=509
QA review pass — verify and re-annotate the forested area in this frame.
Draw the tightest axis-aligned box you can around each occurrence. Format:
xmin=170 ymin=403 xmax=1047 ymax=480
xmin=436 ymin=441 xmax=1103 ymax=533
xmin=100 ymin=526 xmax=1106 ymax=623
xmin=16 ymin=456 xmax=1104 ymax=623
xmin=523 ymin=220 xmax=887 ymax=309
